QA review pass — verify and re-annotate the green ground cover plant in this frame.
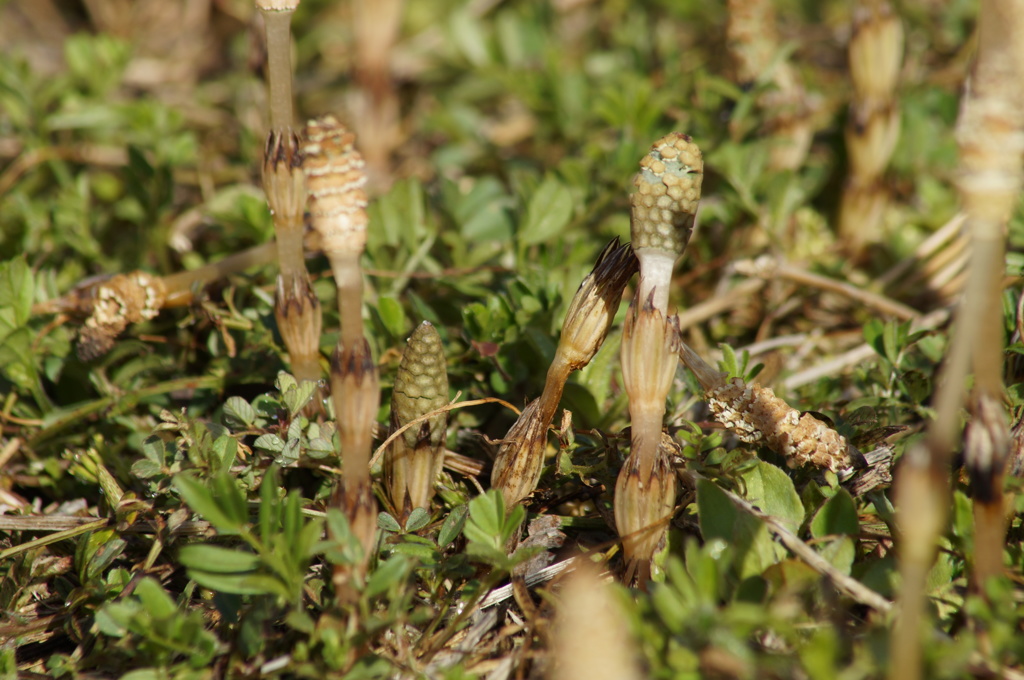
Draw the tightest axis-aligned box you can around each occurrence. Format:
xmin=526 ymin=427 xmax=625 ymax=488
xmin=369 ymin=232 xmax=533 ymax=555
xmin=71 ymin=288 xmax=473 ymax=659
xmin=2 ymin=0 xmax=1024 ymax=678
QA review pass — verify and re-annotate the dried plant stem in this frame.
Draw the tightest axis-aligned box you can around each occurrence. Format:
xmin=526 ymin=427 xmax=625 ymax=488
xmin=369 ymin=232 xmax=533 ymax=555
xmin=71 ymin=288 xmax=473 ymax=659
xmin=675 ymin=278 xmax=765 ymax=331
xmin=733 ymin=256 xmax=919 ymax=320
xmin=683 ymin=468 xmax=893 ymax=612
xmin=369 ymin=395 xmax=521 ymax=467
xmin=891 ymin=2 xmax=1024 ymax=676
xmin=782 ymin=309 xmax=950 ymax=391
xmin=877 ymin=213 xmax=965 ymax=289
xmin=158 ymin=241 xmax=280 ymax=306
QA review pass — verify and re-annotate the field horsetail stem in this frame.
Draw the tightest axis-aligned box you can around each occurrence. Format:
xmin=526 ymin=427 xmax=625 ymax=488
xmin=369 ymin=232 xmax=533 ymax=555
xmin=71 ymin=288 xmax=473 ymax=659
xmin=491 ymin=239 xmax=638 ymax=508
xmin=619 ymin=301 xmax=681 ymax=483
xmin=615 ymin=305 xmax=681 ymax=586
xmin=301 ymin=115 xmax=379 ymax=599
xmin=256 ymin=0 xmax=324 ymax=391
xmin=263 ymin=131 xmax=322 ymax=389
xmin=385 ymin=321 xmax=449 ymax=519
xmin=256 ymin=0 xmax=299 ymax=132
xmin=611 ymin=133 xmax=699 ymax=583
xmin=614 ymin=433 xmax=679 ymax=586
xmin=726 ymin=0 xmax=818 ymax=170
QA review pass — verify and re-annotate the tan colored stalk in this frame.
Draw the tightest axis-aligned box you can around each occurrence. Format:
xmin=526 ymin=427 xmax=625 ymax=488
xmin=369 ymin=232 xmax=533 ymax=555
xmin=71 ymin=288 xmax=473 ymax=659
xmin=351 ymin=0 xmax=403 ymax=186
xmin=678 ymin=341 xmax=850 ymax=472
xmin=256 ymin=0 xmax=299 ymax=132
xmin=609 ymin=133 xmax=699 ymax=583
xmin=619 ymin=302 xmax=681 ymax=481
xmin=614 ymin=302 xmax=679 ymax=584
xmin=261 ymin=130 xmax=304 ymax=284
xmin=330 ymin=338 xmax=380 ymax=589
xmin=726 ymin=0 xmax=817 ymax=170
xmin=614 ymin=431 xmax=678 ymax=587
xmin=385 ymin=321 xmax=449 ymax=518
xmin=838 ymin=1 xmax=903 ymax=253
xmin=630 ymin=133 xmax=703 ymax=313
xmin=491 ymin=239 xmax=638 ymax=507
xmin=890 ymin=2 xmax=1024 ymax=676
xmin=552 ymin=560 xmax=644 ymax=680
xmin=302 ymin=115 xmax=379 ymax=599
xmin=263 ymin=131 xmax=322 ymax=386
xmin=958 ymin=0 xmax=1021 ymax=621
xmin=733 ymin=256 xmax=919 ymax=321
xmin=256 ymin=0 xmax=323 ymax=389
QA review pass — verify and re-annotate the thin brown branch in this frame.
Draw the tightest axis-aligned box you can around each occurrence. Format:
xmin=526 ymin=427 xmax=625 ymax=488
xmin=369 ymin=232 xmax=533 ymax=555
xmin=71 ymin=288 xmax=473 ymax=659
xmin=734 ymin=256 xmax=919 ymax=320
xmin=683 ymin=469 xmax=893 ymax=612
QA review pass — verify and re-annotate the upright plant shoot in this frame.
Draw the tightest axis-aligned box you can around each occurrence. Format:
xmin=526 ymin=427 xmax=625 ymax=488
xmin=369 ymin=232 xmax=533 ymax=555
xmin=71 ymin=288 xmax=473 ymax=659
xmin=491 ymin=239 xmax=637 ymax=507
xmin=613 ymin=133 xmax=701 ymax=584
xmin=302 ymin=115 xmax=378 ymax=597
xmin=257 ymin=0 xmax=323 ymax=388
xmin=386 ymin=321 xmax=449 ymax=519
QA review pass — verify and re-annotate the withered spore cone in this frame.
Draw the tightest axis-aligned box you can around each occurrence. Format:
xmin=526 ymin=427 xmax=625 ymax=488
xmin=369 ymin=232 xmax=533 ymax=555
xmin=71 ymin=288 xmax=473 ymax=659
xmin=558 ymin=237 xmax=639 ymax=371
xmin=706 ymin=377 xmax=851 ymax=472
xmin=77 ymin=271 xmax=167 ymax=360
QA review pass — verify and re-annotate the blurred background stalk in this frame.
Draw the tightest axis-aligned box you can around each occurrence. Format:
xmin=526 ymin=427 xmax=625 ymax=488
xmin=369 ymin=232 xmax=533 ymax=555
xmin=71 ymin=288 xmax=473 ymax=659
xmin=890 ymin=1 xmax=1024 ymax=677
